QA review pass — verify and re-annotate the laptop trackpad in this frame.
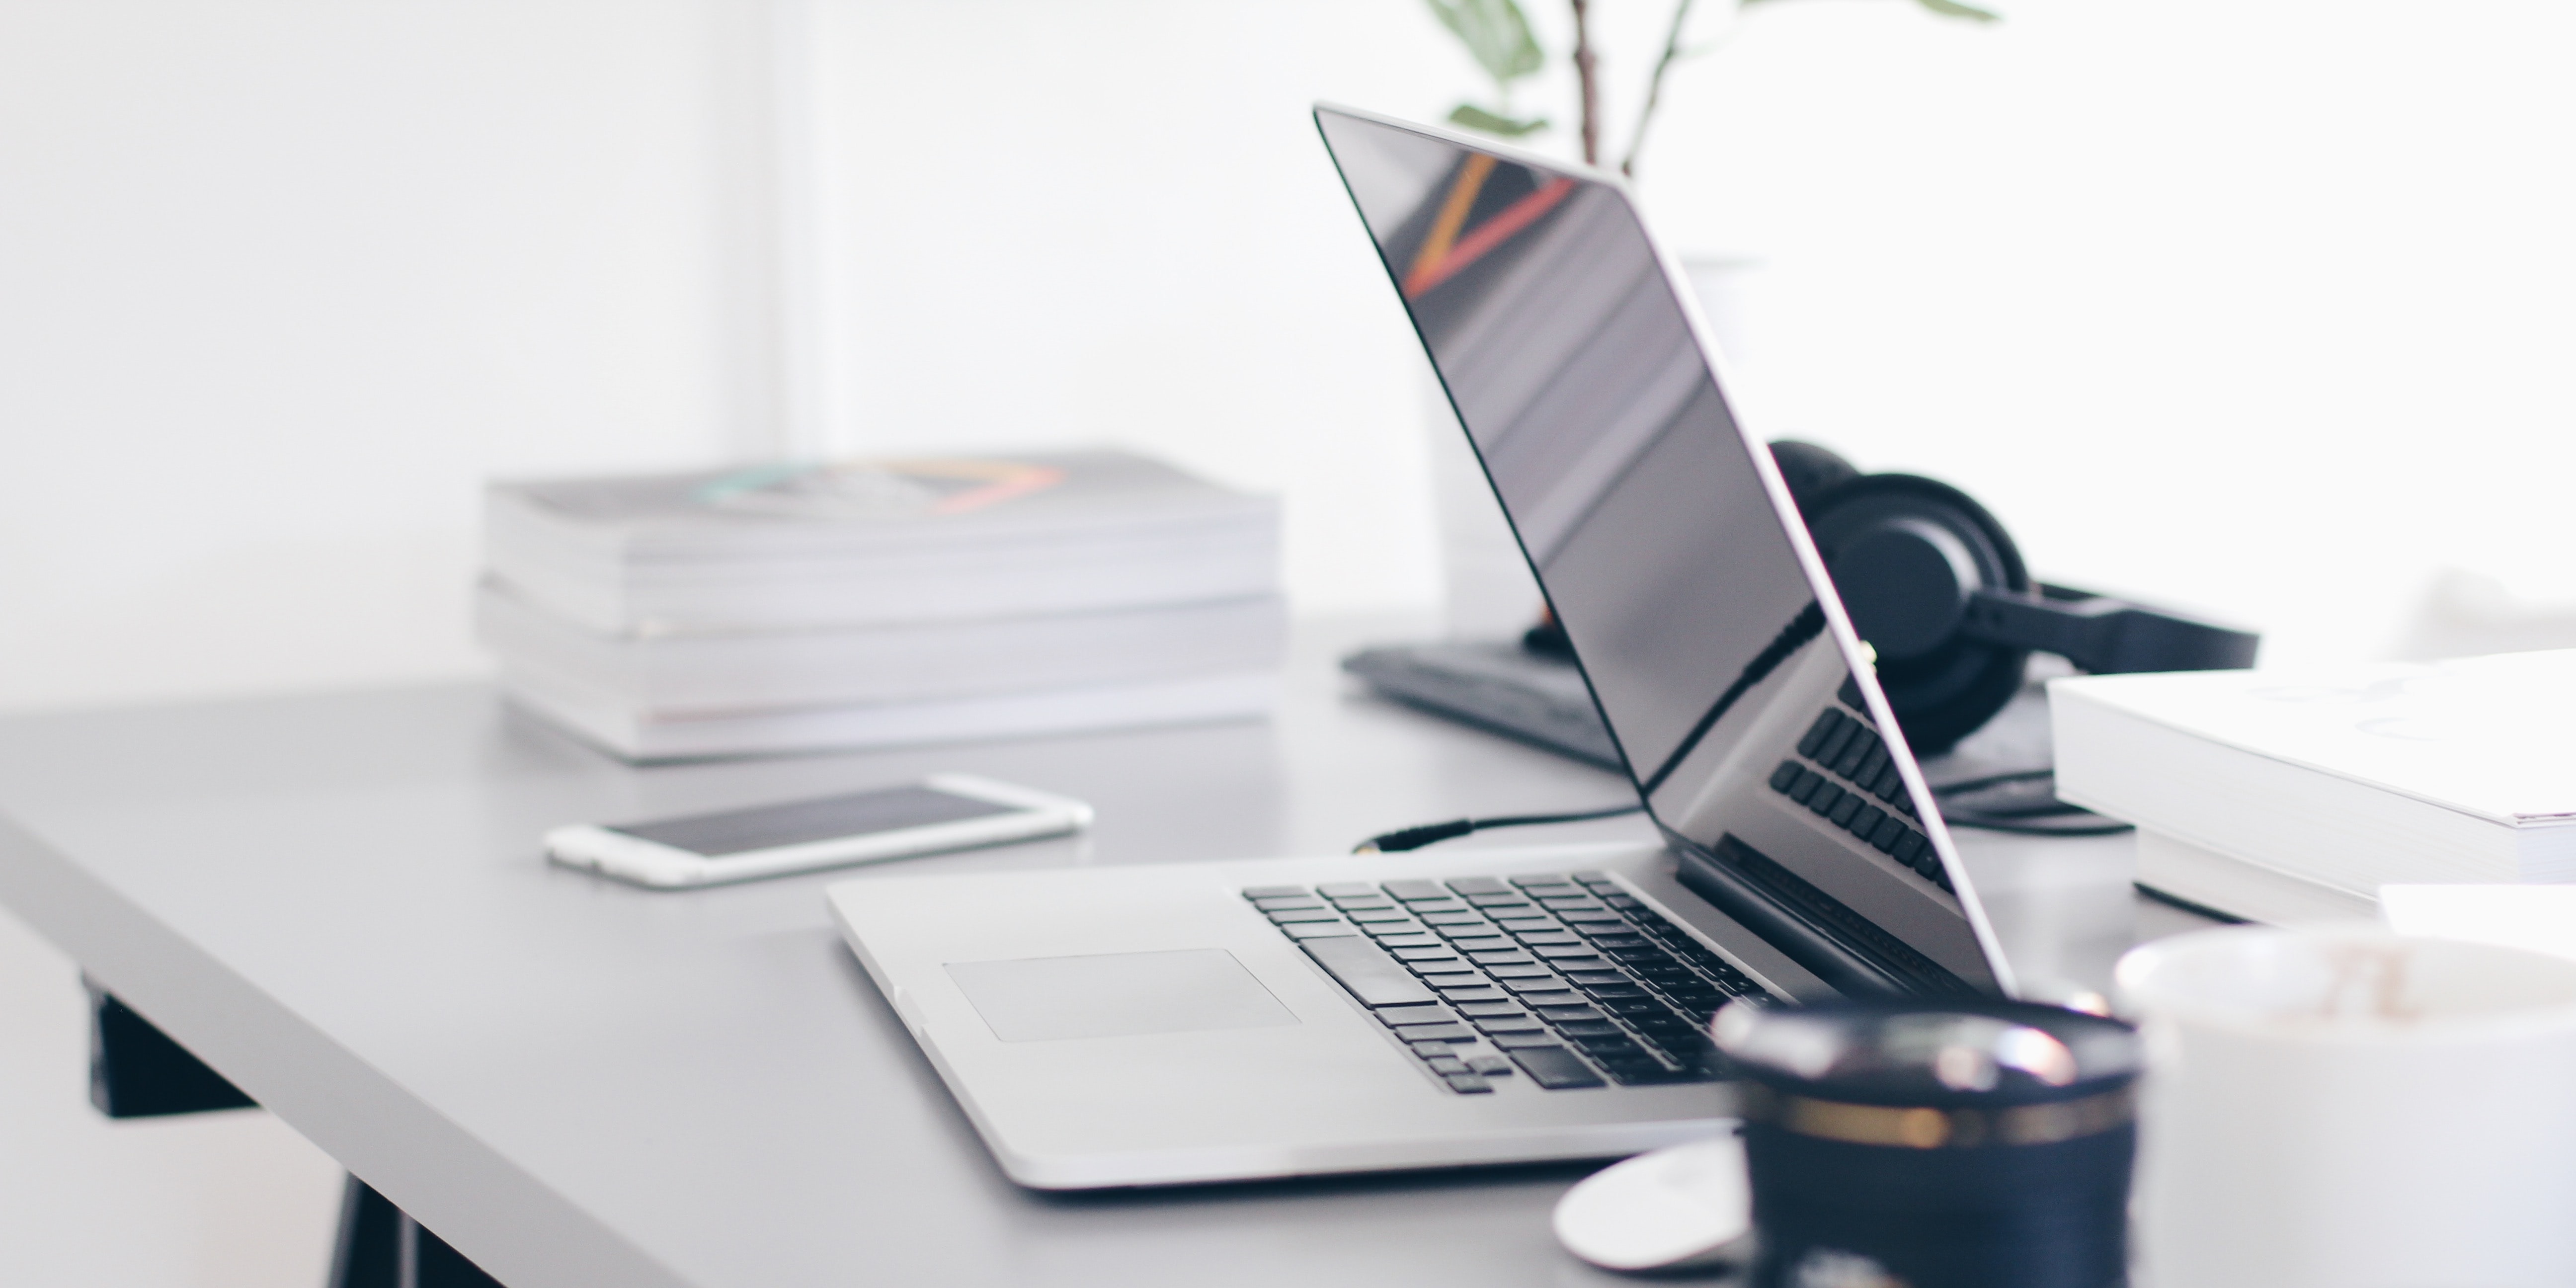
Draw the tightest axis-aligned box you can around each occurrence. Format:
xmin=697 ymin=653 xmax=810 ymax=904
xmin=946 ymin=949 xmax=1300 ymax=1042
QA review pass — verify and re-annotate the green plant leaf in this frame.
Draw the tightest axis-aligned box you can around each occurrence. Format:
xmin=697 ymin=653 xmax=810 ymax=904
xmin=1447 ymin=103 xmax=1549 ymax=138
xmin=1426 ymin=0 xmax=1545 ymax=86
xmin=1912 ymin=0 xmax=2002 ymax=21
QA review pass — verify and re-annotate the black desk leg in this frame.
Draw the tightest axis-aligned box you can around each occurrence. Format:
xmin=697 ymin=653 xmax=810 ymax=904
xmin=328 ymin=1176 xmax=505 ymax=1288
xmin=78 ymin=979 xmax=501 ymax=1285
xmin=84 ymin=978 xmax=255 ymax=1118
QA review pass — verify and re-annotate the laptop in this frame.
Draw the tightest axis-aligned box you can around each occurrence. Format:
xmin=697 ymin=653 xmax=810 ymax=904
xmin=825 ymin=104 xmax=2017 ymax=1190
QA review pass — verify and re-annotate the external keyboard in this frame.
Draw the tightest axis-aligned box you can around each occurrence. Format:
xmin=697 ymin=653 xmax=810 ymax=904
xmin=1768 ymin=703 xmax=1951 ymax=893
xmin=1246 ymin=872 xmax=1761 ymax=1095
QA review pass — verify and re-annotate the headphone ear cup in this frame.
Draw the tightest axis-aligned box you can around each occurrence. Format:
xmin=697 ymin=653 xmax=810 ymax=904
xmin=1767 ymin=440 xmax=1860 ymax=518
xmin=1801 ymin=474 xmax=2029 ymax=755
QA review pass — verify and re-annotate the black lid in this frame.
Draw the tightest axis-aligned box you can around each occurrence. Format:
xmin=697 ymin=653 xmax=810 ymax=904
xmin=1711 ymin=998 xmax=2140 ymax=1108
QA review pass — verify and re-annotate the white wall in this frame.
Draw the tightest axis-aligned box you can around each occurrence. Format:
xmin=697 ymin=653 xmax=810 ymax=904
xmin=6 ymin=0 xmax=2576 ymax=711
xmin=0 ymin=0 xmax=766 ymax=711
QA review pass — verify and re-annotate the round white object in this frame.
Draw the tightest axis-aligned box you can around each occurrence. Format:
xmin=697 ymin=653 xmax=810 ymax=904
xmin=1552 ymin=1133 xmax=1755 ymax=1273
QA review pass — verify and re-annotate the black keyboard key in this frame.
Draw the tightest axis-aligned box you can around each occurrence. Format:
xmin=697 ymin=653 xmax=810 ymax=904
xmin=1449 ymin=936 xmax=1515 ymax=953
xmin=1416 ymin=972 xmax=1482 ymax=990
xmin=1556 ymin=1021 xmax=1626 ymax=1039
xmin=1381 ymin=880 xmax=1448 ymax=901
xmin=1532 ymin=944 xmax=1607 ymax=961
xmin=1420 ymin=911 xmax=1486 ymax=926
xmin=1539 ymin=897 xmax=1604 ymax=911
xmin=1375 ymin=1004 xmax=1453 ymax=1027
xmin=1391 ymin=947 xmax=1463 ymax=964
xmin=1518 ymin=934 xmax=1584 ymax=949
xmin=1769 ymin=759 xmax=1803 ymax=793
xmin=1316 ymin=882 xmax=1378 ymax=898
xmin=1510 ymin=873 xmax=1575 ymax=888
xmin=1445 ymin=1073 xmax=1494 ymax=1094
xmin=1346 ymin=908 xmax=1413 ymax=923
xmin=1828 ymin=794 xmax=1865 ymax=827
xmin=1574 ymin=1037 xmax=1648 ymax=1060
xmin=1281 ymin=922 xmax=1356 ymax=940
xmin=1486 ymin=964 xmax=1554 ymax=979
xmin=1436 ymin=986 xmax=1509 ymax=1002
xmin=1473 ymin=1015 xmax=1545 ymax=1034
xmin=1242 ymin=885 xmax=1310 ymax=900
xmin=1569 ymin=870 xmax=1617 ymax=885
xmin=1853 ymin=743 xmax=1890 ymax=791
xmin=1424 ymin=1054 xmax=1469 ymax=1074
xmin=1446 ymin=877 xmax=1512 ymax=896
xmin=1467 ymin=1055 xmax=1515 ymax=1076
xmin=1610 ymin=1065 xmax=1712 ymax=1086
xmin=1267 ymin=908 xmax=1343 ymax=923
xmin=1790 ymin=770 xmax=1830 ymax=806
xmin=1604 ymin=895 xmax=1643 ymax=909
xmin=1455 ymin=1001 xmax=1526 ymax=1017
xmin=1871 ymin=762 xmax=1909 ymax=803
xmin=1253 ymin=896 xmax=1327 ymax=911
xmin=1535 ymin=1006 xmax=1604 ymax=1022
xmin=1894 ymin=832 xmax=1929 ymax=866
xmin=1469 ymin=953 xmax=1535 ymax=968
xmin=1796 ymin=709 xmax=1844 ymax=758
xmin=1580 ymin=983 xmax=1648 ymax=999
xmin=1302 ymin=937 xmax=1437 ymax=1007
xmin=1499 ymin=976 xmax=1572 ymax=994
xmin=1869 ymin=816 xmax=1907 ymax=853
xmin=1912 ymin=848 xmax=1944 ymax=880
xmin=1812 ymin=714 xmax=1860 ymax=766
xmin=1373 ymin=935 xmax=1443 ymax=950
xmin=1847 ymin=804 xmax=1887 ymax=839
xmin=1559 ymin=911 xmax=1627 ymax=925
xmin=1509 ymin=1046 xmax=1608 ymax=1089
xmin=1586 ymin=933 xmax=1651 ymax=948
xmin=1494 ymin=917 xmax=1556 ymax=931
xmin=1392 ymin=1022 xmax=1475 ymax=1043
xmin=1515 ymin=992 xmax=1586 ymax=1010
xmin=1599 ymin=998 xmax=1669 ymax=1017
xmin=1591 ymin=1050 xmax=1664 ymax=1073
xmin=1364 ymin=924 xmax=1429 ymax=939
xmin=1833 ymin=729 xmax=1878 ymax=780
xmin=1491 ymin=1033 xmax=1563 ymax=1049
xmin=1806 ymin=783 xmax=1847 ymax=816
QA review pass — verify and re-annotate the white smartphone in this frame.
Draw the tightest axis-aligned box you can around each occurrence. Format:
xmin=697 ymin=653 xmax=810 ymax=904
xmin=544 ymin=774 xmax=1092 ymax=888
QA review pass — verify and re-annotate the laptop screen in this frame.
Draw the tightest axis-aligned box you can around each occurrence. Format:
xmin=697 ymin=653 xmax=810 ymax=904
xmin=1315 ymin=106 xmax=2007 ymax=996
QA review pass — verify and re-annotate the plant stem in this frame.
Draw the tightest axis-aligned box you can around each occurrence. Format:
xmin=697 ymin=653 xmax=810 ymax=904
xmin=1569 ymin=0 xmax=1601 ymax=166
xmin=1622 ymin=0 xmax=1701 ymax=177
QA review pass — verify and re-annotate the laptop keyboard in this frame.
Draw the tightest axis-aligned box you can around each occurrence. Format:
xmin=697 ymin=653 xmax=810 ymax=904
xmin=1768 ymin=704 xmax=1952 ymax=893
xmin=1245 ymin=872 xmax=1760 ymax=1094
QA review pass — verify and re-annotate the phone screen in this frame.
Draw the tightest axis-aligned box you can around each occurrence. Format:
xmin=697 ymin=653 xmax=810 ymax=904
xmin=608 ymin=786 xmax=1019 ymax=858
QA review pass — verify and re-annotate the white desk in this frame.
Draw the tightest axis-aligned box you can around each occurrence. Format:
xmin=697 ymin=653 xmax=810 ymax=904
xmin=0 ymin=622 xmax=2199 ymax=1287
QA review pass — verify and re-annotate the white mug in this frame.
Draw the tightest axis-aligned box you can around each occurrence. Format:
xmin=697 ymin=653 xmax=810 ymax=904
xmin=2115 ymin=925 xmax=2576 ymax=1288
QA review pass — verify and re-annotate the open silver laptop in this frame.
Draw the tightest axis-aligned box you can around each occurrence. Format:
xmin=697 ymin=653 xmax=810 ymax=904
xmin=826 ymin=104 xmax=2017 ymax=1190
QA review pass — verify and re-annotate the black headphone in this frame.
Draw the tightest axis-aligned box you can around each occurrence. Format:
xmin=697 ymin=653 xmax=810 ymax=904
xmin=1769 ymin=440 xmax=2258 ymax=755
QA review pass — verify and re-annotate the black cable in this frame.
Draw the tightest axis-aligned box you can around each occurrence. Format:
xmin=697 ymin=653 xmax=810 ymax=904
xmin=1931 ymin=767 xmax=2135 ymax=836
xmin=1925 ymin=768 xmax=2059 ymax=797
xmin=1354 ymin=768 xmax=2136 ymax=851
xmin=1354 ymin=804 xmax=1645 ymax=854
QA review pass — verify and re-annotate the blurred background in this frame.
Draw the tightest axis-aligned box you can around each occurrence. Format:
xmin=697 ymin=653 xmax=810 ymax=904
xmin=5 ymin=0 xmax=2575 ymax=1281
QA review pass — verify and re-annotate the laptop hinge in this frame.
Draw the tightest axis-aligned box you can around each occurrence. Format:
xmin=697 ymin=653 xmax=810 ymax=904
xmin=1666 ymin=830 xmax=1979 ymax=997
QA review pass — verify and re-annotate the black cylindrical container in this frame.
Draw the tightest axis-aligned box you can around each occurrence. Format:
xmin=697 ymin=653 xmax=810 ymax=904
xmin=1710 ymin=998 xmax=2141 ymax=1288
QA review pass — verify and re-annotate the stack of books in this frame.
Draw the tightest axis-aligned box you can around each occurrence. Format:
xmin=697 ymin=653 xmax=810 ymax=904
xmin=2050 ymin=650 xmax=2576 ymax=923
xmin=477 ymin=451 xmax=1285 ymax=760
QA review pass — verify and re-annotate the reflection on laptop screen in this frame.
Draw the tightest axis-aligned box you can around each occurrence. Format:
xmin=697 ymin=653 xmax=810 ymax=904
xmin=1316 ymin=107 xmax=2005 ymax=997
